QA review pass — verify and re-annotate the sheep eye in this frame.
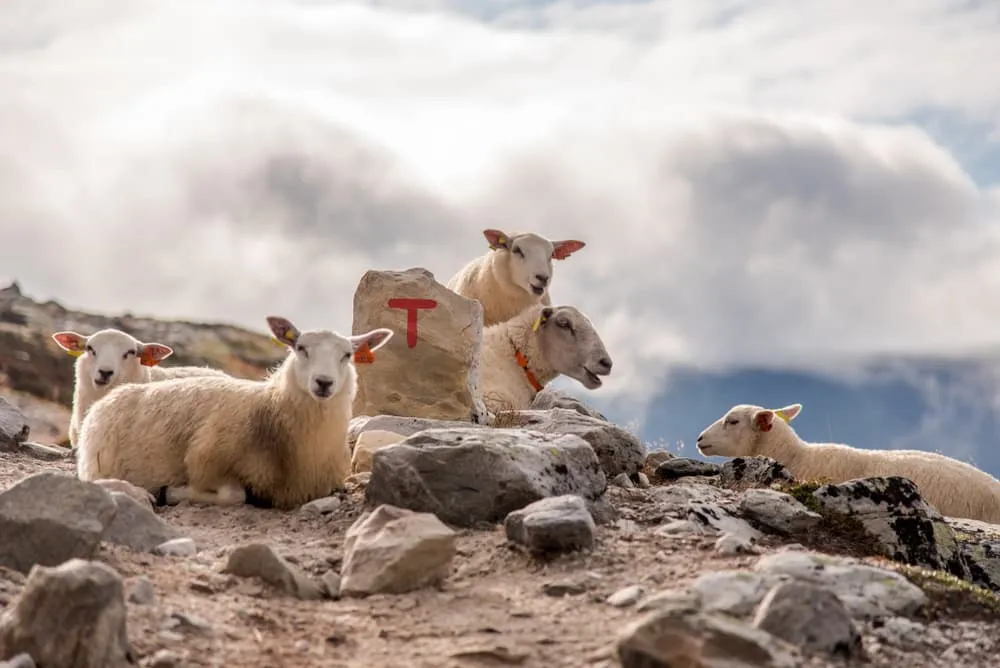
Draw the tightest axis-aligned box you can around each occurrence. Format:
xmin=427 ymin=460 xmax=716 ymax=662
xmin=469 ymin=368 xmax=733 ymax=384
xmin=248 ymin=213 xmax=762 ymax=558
xmin=513 ymin=247 xmax=524 ymax=257
xmin=725 ymin=418 xmax=739 ymax=426
xmin=85 ymin=346 xmax=95 ymax=355
xmin=296 ymin=345 xmax=308 ymax=357
xmin=342 ymin=352 xmax=352 ymax=362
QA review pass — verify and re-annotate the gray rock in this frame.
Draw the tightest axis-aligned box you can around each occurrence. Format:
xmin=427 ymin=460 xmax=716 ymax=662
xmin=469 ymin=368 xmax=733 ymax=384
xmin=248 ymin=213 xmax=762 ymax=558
xmin=127 ymin=576 xmax=156 ymax=605
xmin=754 ymin=550 xmax=927 ymax=619
xmin=616 ymin=603 xmax=799 ymax=668
xmin=300 ymin=496 xmax=342 ymax=517
xmin=507 ymin=409 xmax=646 ymax=478
xmin=366 ymin=427 xmax=607 ymax=528
xmin=643 ymin=450 xmax=676 ymax=471
xmin=813 ymin=476 xmax=968 ymax=579
xmin=648 ymin=482 xmax=726 ymax=508
xmin=739 ymin=488 xmax=822 ymax=534
xmin=504 ymin=495 xmax=596 ymax=554
xmin=715 ymin=533 xmax=757 ymax=556
xmin=147 ymin=649 xmax=181 ymax=668
xmin=719 ymin=456 xmax=794 ymax=488
xmin=950 ymin=518 xmax=1000 ymax=591
xmin=686 ymin=502 xmax=762 ymax=543
xmin=16 ymin=442 xmax=71 ymax=461
xmin=0 ymin=473 xmax=118 ymax=574
xmin=752 ymin=581 xmax=862 ymax=658
xmin=153 ymin=538 xmax=197 ymax=557
xmin=102 ymin=492 xmax=183 ymax=552
xmin=655 ymin=457 xmax=721 ymax=480
xmin=0 ymin=559 xmax=132 ymax=667
xmin=610 ymin=472 xmax=635 ymax=489
xmin=529 ymin=388 xmax=608 ymax=421
xmin=0 ymin=398 xmax=29 ymax=450
xmin=692 ymin=571 xmax=787 ymax=616
xmin=222 ymin=544 xmax=323 ymax=600
xmin=607 ymin=585 xmax=644 ymax=608
xmin=321 ymin=571 xmax=341 ymax=599
xmin=348 ymin=415 xmax=477 ymax=449
xmin=0 ymin=653 xmax=35 ymax=668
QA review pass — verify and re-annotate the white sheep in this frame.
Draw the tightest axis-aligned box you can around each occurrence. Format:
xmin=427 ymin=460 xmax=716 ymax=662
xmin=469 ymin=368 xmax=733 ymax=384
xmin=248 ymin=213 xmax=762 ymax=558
xmin=52 ymin=328 xmax=229 ymax=447
xmin=446 ymin=229 xmax=586 ymax=327
xmin=75 ymin=316 xmax=393 ymax=509
xmin=696 ymin=402 xmax=1000 ymax=523
xmin=479 ymin=302 xmax=612 ymax=412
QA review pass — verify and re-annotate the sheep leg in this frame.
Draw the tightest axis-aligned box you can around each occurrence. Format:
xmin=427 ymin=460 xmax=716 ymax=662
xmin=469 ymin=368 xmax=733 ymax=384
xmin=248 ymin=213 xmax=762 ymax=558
xmin=166 ymin=481 xmax=247 ymax=506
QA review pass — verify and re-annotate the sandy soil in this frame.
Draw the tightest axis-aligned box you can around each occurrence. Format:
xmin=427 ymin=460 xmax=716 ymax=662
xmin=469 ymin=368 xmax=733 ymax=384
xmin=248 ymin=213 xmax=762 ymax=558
xmin=1 ymin=450 xmax=998 ymax=668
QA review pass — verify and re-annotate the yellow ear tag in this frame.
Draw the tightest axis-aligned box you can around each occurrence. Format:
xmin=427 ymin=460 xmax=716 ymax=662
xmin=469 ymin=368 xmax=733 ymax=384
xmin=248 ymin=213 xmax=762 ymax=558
xmin=532 ymin=315 xmax=544 ymax=332
xmin=774 ymin=410 xmax=791 ymax=424
xmin=284 ymin=330 xmax=297 ymax=342
xmin=270 ymin=336 xmax=286 ymax=348
xmin=66 ymin=349 xmax=85 ymax=358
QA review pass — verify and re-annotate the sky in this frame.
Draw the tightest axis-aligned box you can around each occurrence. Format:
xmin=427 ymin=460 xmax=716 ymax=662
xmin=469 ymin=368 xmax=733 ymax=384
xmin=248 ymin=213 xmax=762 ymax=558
xmin=2 ymin=0 xmax=1000 ymax=429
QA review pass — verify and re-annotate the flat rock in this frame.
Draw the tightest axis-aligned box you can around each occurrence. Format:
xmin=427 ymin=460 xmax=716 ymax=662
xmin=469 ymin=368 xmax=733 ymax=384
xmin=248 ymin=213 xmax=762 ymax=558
xmin=102 ymin=492 xmax=184 ymax=552
xmin=15 ymin=442 xmax=70 ymax=461
xmin=529 ymin=388 xmax=607 ymax=421
xmin=654 ymin=457 xmax=721 ymax=481
xmin=300 ymin=496 xmax=343 ymax=517
xmin=752 ymin=581 xmax=862 ymax=658
xmin=340 ymin=504 xmax=457 ymax=597
xmin=347 ymin=415 xmax=479 ymax=449
xmin=616 ymin=603 xmax=800 ymax=668
xmin=739 ymin=488 xmax=822 ymax=534
xmin=507 ymin=408 xmax=646 ymax=478
xmin=351 ymin=267 xmax=486 ymax=423
xmin=351 ymin=429 xmax=405 ymax=474
xmin=719 ymin=456 xmax=794 ymax=489
xmin=222 ymin=544 xmax=323 ymax=600
xmin=812 ymin=476 xmax=968 ymax=579
xmin=686 ymin=502 xmax=762 ymax=543
xmin=505 ymin=495 xmax=596 ymax=554
xmin=0 ymin=559 xmax=132 ymax=667
xmin=0 ymin=473 xmax=118 ymax=574
xmin=153 ymin=538 xmax=197 ymax=557
xmin=649 ymin=482 xmax=726 ymax=508
xmin=366 ymin=427 xmax=607 ymax=528
xmin=0 ymin=397 xmax=29 ymax=450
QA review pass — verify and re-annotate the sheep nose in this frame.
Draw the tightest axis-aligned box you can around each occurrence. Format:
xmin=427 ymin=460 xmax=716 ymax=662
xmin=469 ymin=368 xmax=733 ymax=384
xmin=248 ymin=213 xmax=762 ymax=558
xmin=696 ymin=435 xmax=703 ymax=443
xmin=314 ymin=377 xmax=334 ymax=396
xmin=534 ymin=274 xmax=549 ymax=286
xmin=597 ymin=357 xmax=612 ymax=372
xmin=98 ymin=369 xmax=114 ymax=381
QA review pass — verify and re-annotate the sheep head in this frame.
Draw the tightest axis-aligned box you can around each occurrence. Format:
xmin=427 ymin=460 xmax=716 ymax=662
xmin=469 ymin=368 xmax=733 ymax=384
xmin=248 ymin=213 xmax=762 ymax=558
xmin=483 ymin=229 xmax=585 ymax=298
xmin=533 ymin=305 xmax=612 ymax=390
xmin=696 ymin=403 xmax=803 ymax=457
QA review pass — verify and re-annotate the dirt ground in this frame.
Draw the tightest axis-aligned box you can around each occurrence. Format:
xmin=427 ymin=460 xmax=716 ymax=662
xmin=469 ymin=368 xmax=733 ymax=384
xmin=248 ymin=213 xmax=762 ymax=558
xmin=2 ymin=449 xmax=999 ymax=668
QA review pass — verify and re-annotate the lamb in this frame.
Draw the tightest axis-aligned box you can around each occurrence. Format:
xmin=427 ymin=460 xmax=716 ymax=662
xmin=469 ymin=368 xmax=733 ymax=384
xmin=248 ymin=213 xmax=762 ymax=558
xmin=52 ymin=328 xmax=229 ymax=447
xmin=446 ymin=229 xmax=586 ymax=326
xmin=479 ymin=302 xmax=612 ymax=412
xmin=75 ymin=316 xmax=393 ymax=509
xmin=696 ymin=402 xmax=1000 ymax=523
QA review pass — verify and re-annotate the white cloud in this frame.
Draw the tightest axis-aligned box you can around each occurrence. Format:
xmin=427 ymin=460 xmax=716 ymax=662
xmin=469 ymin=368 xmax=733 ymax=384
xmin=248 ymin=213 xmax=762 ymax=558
xmin=2 ymin=0 xmax=1000 ymax=426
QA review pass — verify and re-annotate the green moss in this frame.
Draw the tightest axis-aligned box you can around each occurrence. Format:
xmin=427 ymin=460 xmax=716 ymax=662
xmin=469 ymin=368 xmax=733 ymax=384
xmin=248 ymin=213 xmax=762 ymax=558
xmin=893 ymin=563 xmax=1000 ymax=621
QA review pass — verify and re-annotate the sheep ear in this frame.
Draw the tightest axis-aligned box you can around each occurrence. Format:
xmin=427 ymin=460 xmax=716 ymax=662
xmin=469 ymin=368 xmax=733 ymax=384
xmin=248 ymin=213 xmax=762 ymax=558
xmin=551 ymin=239 xmax=585 ymax=260
xmin=52 ymin=331 xmax=88 ymax=357
xmin=483 ymin=229 xmax=511 ymax=251
xmin=267 ymin=317 xmax=301 ymax=346
xmin=138 ymin=343 xmax=173 ymax=367
xmin=350 ymin=328 xmax=393 ymax=353
xmin=532 ymin=307 xmax=555 ymax=331
xmin=754 ymin=409 xmax=775 ymax=432
xmin=773 ymin=404 xmax=802 ymax=423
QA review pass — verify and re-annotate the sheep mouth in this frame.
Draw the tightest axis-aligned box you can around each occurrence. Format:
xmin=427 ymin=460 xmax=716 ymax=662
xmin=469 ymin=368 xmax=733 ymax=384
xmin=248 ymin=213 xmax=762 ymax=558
xmin=93 ymin=378 xmax=110 ymax=387
xmin=311 ymin=388 xmax=334 ymax=400
xmin=696 ymin=444 xmax=713 ymax=455
xmin=530 ymin=284 xmax=546 ymax=296
xmin=581 ymin=368 xmax=604 ymax=389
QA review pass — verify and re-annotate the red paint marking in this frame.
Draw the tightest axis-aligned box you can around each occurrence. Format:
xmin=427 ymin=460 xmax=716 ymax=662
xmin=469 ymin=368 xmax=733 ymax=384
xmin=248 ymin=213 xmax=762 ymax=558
xmin=387 ymin=298 xmax=438 ymax=348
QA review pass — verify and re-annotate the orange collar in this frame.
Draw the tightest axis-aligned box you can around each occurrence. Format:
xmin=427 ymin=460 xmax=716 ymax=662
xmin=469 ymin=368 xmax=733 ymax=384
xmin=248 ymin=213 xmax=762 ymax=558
xmin=514 ymin=349 xmax=544 ymax=393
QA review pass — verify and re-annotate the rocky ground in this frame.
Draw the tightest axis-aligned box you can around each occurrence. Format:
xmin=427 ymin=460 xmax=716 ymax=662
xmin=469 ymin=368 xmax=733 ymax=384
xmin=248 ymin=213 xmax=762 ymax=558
xmin=2 ymin=396 xmax=1000 ymax=668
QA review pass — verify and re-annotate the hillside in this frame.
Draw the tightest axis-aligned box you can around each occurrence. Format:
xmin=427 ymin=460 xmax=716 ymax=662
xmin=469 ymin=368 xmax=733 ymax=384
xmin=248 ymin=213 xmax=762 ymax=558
xmin=0 ymin=281 xmax=284 ymax=443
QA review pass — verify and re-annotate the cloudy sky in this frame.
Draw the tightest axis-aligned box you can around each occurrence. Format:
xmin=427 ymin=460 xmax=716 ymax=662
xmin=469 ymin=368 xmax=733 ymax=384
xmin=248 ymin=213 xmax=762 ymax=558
xmin=2 ymin=0 xmax=1000 ymax=427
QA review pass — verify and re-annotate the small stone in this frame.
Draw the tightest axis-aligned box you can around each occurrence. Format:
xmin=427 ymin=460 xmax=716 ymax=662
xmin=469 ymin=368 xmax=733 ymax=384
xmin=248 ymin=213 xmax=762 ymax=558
xmin=148 ymin=649 xmax=181 ymax=668
xmin=504 ymin=495 xmax=596 ymax=554
xmin=0 ymin=397 xmax=29 ymax=450
xmin=0 ymin=653 xmax=35 ymax=668
xmin=635 ymin=473 xmax=651 ymax=489
xmin=153 ymin=538 xmax=197 ymax=557
xmin=16 ymin=442 xmax=70 ymax=461
xmin=607 ymin=585 xmax=643 ymax=608
xmin=739 ymin=489 xmax=822 ymax=534
xmin=222 ymin=544 xmax=323 ymax=600
xmin=610 ymin=473 xmax=635 ymax=489
xmin=0 ymin=559 xmax=132 ymax=668
xmin=542 ymin=580 xmax=587 ymax=597
xmin=166 ymin=611 xmax=212 ymax=633
xmin=340 ymin=505 xmax=457 ymax=597
xmin=322 ymin=571 xmax=342 ymax=599
xmin=715 ymin=532 xmax=757 ymax=556
xmin=752 ymin=581 xmax=862 ymax=658
xmin=127 ymin=576 xmax=156 ymax=605
xmin=300 ymin=496 xmax=343 ymax=517
xmin=295 ymin=639 xmax=309 ymax=653
xmin=656 ymin=519 xmax=701 ymax=535
xmin=655 ymin=458 xmax=721 ymax=480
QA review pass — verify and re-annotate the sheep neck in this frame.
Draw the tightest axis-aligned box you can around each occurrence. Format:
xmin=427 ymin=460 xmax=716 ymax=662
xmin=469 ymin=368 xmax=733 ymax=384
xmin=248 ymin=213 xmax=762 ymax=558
xmin=504 ymin=305 xmax=559 ymax=394
xmin=757 ymin=425 xmax=807 ymax=474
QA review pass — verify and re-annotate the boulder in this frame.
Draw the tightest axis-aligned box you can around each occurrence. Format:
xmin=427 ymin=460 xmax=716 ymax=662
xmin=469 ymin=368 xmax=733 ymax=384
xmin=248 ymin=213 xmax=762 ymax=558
xmin=351 ymin=429 xmax=406 ymax=473
xmin=0 ymin=398 xmax=29 ymax=451
xmin=504 ymin=495 xmax=597 ymax=554
xmin=529 ymin=388 xmax=607 ymax=421
xmin=351 ymin=267 xmax=486 ymax=423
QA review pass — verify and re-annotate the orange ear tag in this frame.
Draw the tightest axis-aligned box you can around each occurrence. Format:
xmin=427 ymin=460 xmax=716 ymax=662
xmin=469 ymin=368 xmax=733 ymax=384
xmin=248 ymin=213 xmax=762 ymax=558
xmin=353 ymin=344 xmax=375 ymax=364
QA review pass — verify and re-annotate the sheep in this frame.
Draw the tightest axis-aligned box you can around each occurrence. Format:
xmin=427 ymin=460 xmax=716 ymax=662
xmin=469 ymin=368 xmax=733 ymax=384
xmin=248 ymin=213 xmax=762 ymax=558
xmin=75 ymin=316 xmax=394 ymax=509
xmin=479 ymin=302 xmax=612 ymax=412
xmin=696 ymin=402 xmax=1000 ymax=523
xmin=446 ymin=229 xmax=586 ymax=327
xmin=52 ymin=328 xmax=229 ymax=447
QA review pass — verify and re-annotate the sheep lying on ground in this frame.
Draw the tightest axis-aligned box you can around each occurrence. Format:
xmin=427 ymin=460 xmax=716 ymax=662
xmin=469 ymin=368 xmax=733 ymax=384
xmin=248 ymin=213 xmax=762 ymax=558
xmin=479 ymin=303 xmax=612 ymax=412
xmin=696 ymin=402 xmax=1000 ymax=523
xmin=75 ymin=316 xmax=393 ymax=509
xmin=446 ymin=229 xmax=586 ymax=326
xmin=52 ymin=328 xmax=229 ymax=447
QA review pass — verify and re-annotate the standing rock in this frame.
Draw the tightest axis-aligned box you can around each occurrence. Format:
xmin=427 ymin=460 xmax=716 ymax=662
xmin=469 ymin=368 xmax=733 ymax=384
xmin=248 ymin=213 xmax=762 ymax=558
xmin=222 ymin=544 xmax=323 ymax=600
xmin=812 ymin=476 xmax=968 ymax=578
xmin=351 ymin=429 xmax=405 ymax=473
xmin=719 ymin=457 xmax=794 ymax=489
xmin=616 ymin=603 xmax=799 ymax=668
xmin=504 ymin=495 xmax=596 ymax=554
xmin=0 ymin=473 xmax=117 ymax=574
xmin=752 ymin=581 xmax=862 ymax=658
xmin=529 ymin=388 xmax=607 ymax=421
xmin=366 ymin=427 xmax=607 ymax=527
xmin=101 ymin=492 xmax=184 ymax=552
xmin=739 ymin=489 xmax=822 ymax=534
xmin=351 ymin=267 xmax=486 ymax=423
xmin=0 ymin=559 xmax=132 ymax=668
xmin=508 ymin=408 xmax=646 ymax=478
xmin=340 ymin=504 xmax=457 ymax=597
xmin=0 ymin=398 xmax=29 ymax=451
